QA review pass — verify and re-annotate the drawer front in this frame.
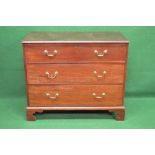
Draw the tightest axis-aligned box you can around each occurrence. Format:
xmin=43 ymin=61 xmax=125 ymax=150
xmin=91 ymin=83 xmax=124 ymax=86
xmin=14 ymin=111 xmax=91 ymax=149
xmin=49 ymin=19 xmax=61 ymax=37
xmin=26 ymin=64 xmax=125 ymax=84
xmin=24 ymin=43 xmax=127 ymax=63
xmin=28 ymin=85 xmax=123 ymax=107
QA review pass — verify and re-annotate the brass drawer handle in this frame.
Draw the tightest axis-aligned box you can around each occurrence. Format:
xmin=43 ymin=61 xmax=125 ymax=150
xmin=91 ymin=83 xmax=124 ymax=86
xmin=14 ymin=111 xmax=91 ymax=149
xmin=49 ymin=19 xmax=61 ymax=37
xmin=44 ymin=49 xmax=58 ymax=57
xmin=94 ymin=49 xmax=108 ymax=57
xmin=92 ymin=92 xmax=106 ymax=99
xmin=45 ymin=71 xmax=58 ymax=79
xmin=93 ymin=70 xmax=107 ymax=78
xmin=45 ymin=92 xmax=60 ymax=99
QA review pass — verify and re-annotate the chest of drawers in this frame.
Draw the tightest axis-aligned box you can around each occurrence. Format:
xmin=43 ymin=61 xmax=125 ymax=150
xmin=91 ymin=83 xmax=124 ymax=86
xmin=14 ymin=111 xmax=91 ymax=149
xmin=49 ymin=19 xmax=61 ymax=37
xmin=22 ymin=32 xmax=129 ymax=121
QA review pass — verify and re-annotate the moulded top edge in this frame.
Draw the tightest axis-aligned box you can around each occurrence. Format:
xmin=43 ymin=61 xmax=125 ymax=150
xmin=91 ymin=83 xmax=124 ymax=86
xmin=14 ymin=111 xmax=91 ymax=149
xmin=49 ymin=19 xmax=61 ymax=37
xmin=22 ymin=32 xmax=129 ymax=44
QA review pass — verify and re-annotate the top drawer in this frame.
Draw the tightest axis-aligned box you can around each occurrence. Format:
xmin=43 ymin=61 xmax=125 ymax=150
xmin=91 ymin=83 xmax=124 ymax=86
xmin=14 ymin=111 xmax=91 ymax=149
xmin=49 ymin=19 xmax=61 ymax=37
xmin=23 ymin=43 xmax=128 ymax=63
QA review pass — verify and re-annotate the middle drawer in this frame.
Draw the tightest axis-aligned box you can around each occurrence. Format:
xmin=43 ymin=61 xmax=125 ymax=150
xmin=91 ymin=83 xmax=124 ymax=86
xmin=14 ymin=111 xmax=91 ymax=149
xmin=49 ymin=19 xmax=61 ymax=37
xmin=26 ymin=64 xmax=125 ymax=84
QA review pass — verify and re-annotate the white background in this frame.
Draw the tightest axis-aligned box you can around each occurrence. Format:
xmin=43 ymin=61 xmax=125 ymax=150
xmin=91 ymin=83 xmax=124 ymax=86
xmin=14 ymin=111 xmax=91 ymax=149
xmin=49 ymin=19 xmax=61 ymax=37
xmin=0 ymin=0 xmax=155 ymax=155
xmin=0 ymin=130 xmax=155 ymax=155
xmin=0 ymin=0 xmax=155 ymax=25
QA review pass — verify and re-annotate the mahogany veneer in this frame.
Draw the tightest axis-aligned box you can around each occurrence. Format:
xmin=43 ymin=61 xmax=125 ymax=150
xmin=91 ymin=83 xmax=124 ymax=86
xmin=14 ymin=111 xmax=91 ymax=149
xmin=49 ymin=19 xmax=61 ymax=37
xmin=23 ymin=32 xmax=129 ymax=121
xmin=28 ymin=85 xmax=123 ymax=107
xmin=24 ymin=43 xmax=127 ymax=63
xmin=26 ymin=64 xmax=125 ymax=84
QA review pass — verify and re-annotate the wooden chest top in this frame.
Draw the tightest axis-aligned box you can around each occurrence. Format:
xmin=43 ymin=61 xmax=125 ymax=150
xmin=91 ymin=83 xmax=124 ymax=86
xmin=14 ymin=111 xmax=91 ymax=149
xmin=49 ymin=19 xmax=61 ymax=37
xmin=22 ymin=32 xmax=129 ymax=43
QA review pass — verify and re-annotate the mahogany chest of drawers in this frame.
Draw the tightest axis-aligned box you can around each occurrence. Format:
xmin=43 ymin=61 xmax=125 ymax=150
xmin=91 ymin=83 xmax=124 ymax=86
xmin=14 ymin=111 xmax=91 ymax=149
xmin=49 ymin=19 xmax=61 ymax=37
xmin=22 ymin=32 xmax=129 ymax=121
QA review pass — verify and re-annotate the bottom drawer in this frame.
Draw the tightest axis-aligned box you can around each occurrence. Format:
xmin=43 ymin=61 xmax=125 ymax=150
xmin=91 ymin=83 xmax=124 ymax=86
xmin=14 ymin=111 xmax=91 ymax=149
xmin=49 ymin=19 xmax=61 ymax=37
xmin=28 ymin=85 xmax=124 ymax=107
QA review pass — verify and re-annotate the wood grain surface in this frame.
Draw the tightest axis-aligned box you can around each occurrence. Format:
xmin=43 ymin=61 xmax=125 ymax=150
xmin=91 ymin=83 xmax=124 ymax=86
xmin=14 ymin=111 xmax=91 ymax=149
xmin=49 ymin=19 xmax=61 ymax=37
xmin=26 ymin=63 xmax=125 ymax=84
xmin=24 ymin=43 xmax=127 ymax=63
xmin=28 ymin=85 xmax=123 ymax=107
